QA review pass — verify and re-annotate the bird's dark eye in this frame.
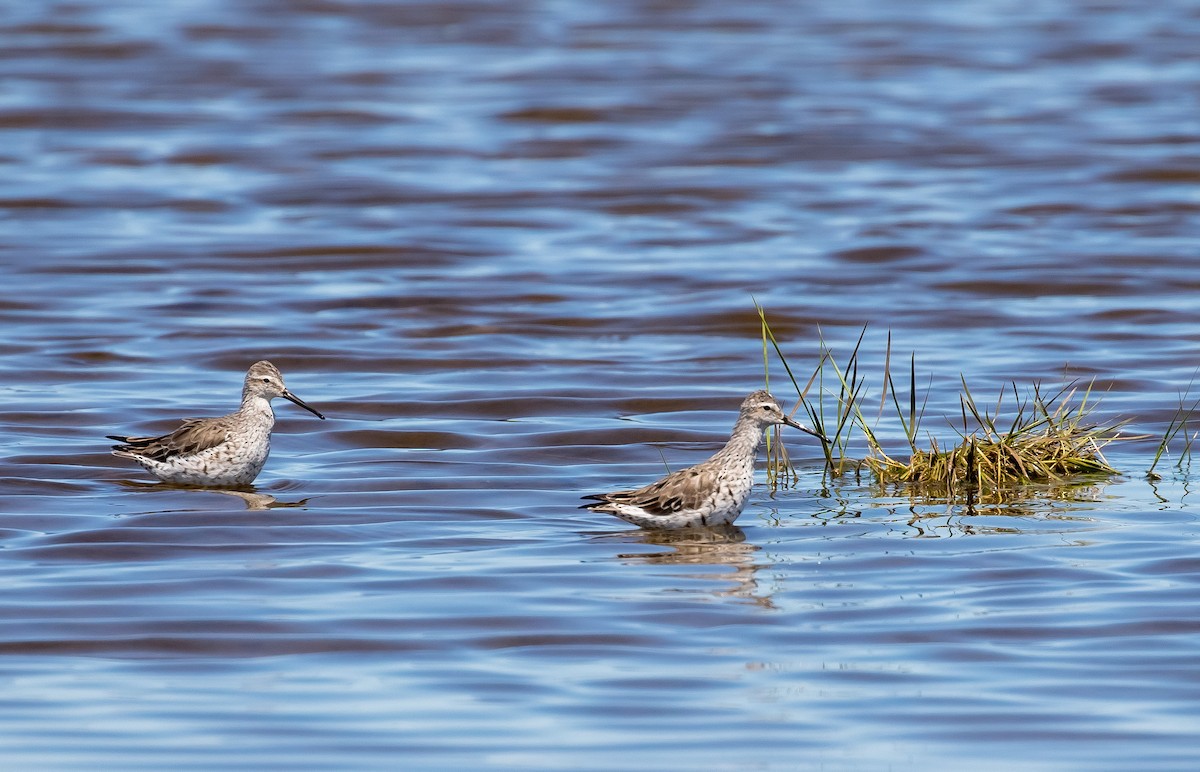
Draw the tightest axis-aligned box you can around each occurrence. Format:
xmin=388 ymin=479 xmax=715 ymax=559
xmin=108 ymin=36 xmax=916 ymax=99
xmin=261 ymin=377 xmax=272 ymax=383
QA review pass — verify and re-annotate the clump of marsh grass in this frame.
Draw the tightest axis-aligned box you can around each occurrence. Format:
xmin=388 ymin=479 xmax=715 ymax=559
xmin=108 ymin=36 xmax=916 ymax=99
xmin=865 ymin=379 xmax=1122 ymax=497
xmin=756 ymin=305 xmax=1127 ymax=501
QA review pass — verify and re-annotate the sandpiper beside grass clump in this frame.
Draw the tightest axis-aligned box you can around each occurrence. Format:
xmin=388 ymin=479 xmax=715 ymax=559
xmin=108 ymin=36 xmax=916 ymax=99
xmin=582 ymin=390 xmax=827 ymax=529
xmin=108 ymin=360 xmax=325 ymax=487
xmin=755 ymin=303 xmax=1133 ymax=503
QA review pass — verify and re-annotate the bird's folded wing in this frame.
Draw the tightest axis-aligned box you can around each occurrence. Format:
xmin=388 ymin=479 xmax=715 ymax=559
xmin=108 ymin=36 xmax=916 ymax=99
xmin=601 ymin=466 xmax=712 ymax=517
xmin=117 ymin=418 xmax=232 ymax=462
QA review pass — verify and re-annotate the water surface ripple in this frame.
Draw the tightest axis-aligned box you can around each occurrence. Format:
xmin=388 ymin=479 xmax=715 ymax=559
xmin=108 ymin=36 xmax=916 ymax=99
xmin=2 ymin=0 xmax=1200 ymax=769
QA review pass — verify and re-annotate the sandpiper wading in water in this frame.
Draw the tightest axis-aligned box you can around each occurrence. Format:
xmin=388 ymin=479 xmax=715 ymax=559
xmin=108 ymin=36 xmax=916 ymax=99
xmin=108 ymin=360 xmax=325 ymax=487
xmin=582 ymin=390 xmax=826 ymax=529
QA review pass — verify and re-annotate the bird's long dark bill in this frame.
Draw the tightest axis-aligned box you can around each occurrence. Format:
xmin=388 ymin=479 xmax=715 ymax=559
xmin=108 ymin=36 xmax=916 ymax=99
xmin=283 ymin=390 xmax=326 ymax=419
xmin=783 ymin=416 xmax=828 ymax=443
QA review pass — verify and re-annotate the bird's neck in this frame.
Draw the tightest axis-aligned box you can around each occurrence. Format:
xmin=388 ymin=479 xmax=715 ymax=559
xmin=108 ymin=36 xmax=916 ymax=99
xmin=239 ymin=393 xmax=275 ymax=421
xmin=713 ymin=416 xmax=765 ymax=465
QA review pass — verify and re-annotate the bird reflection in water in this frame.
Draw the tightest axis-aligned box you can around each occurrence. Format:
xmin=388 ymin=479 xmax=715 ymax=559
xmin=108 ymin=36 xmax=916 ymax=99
xmin=114 ymin=479 xmax=309 ymax=511
xmin=598 ymin=523 xmax=777 ymax=608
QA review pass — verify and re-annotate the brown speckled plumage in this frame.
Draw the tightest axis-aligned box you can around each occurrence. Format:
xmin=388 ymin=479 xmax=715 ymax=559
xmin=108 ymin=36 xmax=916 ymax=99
xmin=108 ymin=361 xmax=325 ymax=487
xmin=582 ymin=390 xmax=826 ymax=529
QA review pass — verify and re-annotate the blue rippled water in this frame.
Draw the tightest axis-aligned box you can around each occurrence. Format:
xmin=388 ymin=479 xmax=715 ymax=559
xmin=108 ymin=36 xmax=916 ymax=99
xmin=2 ymin=0 xmax=1199 ymax=769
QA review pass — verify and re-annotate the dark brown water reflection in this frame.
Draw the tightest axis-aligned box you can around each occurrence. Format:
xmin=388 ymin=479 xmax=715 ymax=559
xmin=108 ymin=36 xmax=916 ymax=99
xmin=3 ymin=0 xmax=1200 ymax=768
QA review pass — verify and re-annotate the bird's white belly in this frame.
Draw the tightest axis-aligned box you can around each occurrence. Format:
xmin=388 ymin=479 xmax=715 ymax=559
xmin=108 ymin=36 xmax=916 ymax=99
xmin=610 ymin=474 xmax=755 ymax=529
xmin=144 ymin=436 xmax=271 ymax=487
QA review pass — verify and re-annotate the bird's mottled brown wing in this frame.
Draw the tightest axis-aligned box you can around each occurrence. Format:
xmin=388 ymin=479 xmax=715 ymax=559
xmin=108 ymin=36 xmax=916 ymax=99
xmin=587 ymin=465 xmax=715 ymax=517
xmin=109 ymin=417 xmax=232 ymax=462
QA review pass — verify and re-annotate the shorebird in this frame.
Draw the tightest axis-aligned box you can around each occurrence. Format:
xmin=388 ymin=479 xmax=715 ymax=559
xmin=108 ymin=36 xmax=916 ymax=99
xmin=108 ymin=360 xmax=325 ymax=487
xmin=582 ymin=390 xmax=826 ymax=529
